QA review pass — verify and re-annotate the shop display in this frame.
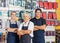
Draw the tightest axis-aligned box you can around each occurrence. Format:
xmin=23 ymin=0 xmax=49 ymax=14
xmin=18 ymin=0 xmax=25 ymax=7
xmin=39 ymin=1 xmax=43 ymax=8
xmin=56 ymin=31 xmax=60 ymax=43
xmin=49 ymin=2 xmax=53 ymax=9
xmin=53 ymin=12 xmax=57 ymax=19
xmin=26 ymin=11 xmax=33 ymax=18
xmin=45 ymin=31 xmax=55 ymax=36
xmin=8 ymin=10 xmax=19 ymax=18
xmin=51 ymin=21 xmax=55 ymax=26
xmin=0 ymin=0 xmax=58 ymax=43
xmin=43 ymin=2 xmax=49 ymax=9
xmin=0 ymin=11 xmax=2 ymax=16
xmin=42 ymin=12 xmax=47 ymax=19
xmin=0 ymin=32 xmax=2 ymax=42
xmin=53 ymin=2 xmax=58 ymax=9
xmin=0 ymin=0 xmax=8 ymax=7
xmin=25 ymin=1 xmax=31 ymax=9
xmin=19 ymin=10 xmax=33 ymax=19
xmin=0 ymin=19 xmax=2 ymax=29
xmin=19 ymin=10 xmax=24 ymax=19
xmin=46 ymin=20 xmax=51 ymax=26
xmin=48 ymin=12 xmax=53 ymax=19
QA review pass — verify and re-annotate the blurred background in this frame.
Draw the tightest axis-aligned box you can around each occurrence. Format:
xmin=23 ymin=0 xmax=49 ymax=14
xmin=0 ymin=0 xmax=60 ymax=43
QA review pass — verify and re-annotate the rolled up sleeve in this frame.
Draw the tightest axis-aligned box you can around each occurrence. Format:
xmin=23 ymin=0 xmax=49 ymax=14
xmin=28 ymin=22 xmax=34 ymax=37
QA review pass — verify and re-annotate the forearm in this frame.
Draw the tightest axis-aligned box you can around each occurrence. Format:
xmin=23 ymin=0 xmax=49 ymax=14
xmin=34 ymin=28 xmax=39 ymax=31
xmin=7 ymin=28 xmax=16 ymax=32
xmin=35 ymin=25 xmax=46 ymax=30
xmin=20 ymin=30 xmax=31 ymax=34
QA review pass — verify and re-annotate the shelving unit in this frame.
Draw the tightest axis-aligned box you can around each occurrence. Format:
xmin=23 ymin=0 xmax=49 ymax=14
xmin=0 ymin=0 xmax=59 ymax=43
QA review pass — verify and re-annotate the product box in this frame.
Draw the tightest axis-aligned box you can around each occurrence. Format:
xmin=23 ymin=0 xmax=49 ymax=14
xmin=43 ymin=2 xmax=49 ymax=9
xmin=39 ymin=1 xmax=43 ymax=8
xmin=48 ymin=12 xmax=53 ymax=19
xmin=49 ymin=2 xmax=53 ymax=9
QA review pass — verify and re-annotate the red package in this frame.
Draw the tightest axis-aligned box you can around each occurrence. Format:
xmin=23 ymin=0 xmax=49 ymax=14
xmin=53 ymin=12 xmax=57 ymax=19
xmin=48 ymin=12 xmax=53 ymax=19
xmin=49 ymin=2 xmax=53 ymax=9
xmin=43 ymin=2 xmax=49 ymax=9
xmin=43 ymin=12 xmax=46 ymax=19
xmin=53 ymin=2 xmax=58 ymax=9
xmin=51 ymin=21 xmax=55 ymax=26
xmin=46 ymin=20 xmax=51 ymax=26
xmin=40 ymin=13 xmax=43 ymax=17
xmin=39 ymin=2 xmax=43 ymax=8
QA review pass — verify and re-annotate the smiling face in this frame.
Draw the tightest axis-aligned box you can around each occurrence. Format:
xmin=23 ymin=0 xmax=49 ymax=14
xmin=35 ymin=9 xmax=42 ymax=19
xmin=11 ymin=11 xmax=16 ymax=20
xmin=23 ymin=13 xmax=30 ymax=22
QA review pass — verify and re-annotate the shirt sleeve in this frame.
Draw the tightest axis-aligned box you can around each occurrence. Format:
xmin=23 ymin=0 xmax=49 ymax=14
xmin=28 ymin=21 xmax=34 ymax=37
xmin=6 ymin=20 xmax=10 ymax=28
xmin=17 ymin=21 xmax=20 ymax=28
xmin=18 ymin=23 xmax=23 ymax=31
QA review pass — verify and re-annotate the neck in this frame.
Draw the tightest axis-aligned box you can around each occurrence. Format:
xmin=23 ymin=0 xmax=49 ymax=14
xmin=36 ymin=16 xmax=40 ymax=19
xmin=24 ymin=20 xmax=29 ymax=23
xmin=11 ymin=18 xmax=16 ymax=21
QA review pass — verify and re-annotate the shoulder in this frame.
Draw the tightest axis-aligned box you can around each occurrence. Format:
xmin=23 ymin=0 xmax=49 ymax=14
xmin=29 ymin=21 xmax=34 ymax=25
xmin=7 ymin=19 xmax=10 ymax=23
xmin=30 ymin=18 xmax=35 ymax=21
xmin=31 ymin=18 xmax=35 ymax=20
xmin=18 ymin=19 xmax=23 ymax=23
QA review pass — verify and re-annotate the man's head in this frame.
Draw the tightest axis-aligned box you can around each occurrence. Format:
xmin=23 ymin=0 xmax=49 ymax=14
xmin=35 ymin=9 xmax=42 ymax=18
xmin=23 ymin=12 xmax=30 ymax=22
xmin=11 ymin=11 xmax=16 ymax=19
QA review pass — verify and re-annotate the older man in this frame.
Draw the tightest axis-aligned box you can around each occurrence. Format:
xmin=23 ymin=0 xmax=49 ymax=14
xmin=18 ymin=12 xmax=34 ymax=43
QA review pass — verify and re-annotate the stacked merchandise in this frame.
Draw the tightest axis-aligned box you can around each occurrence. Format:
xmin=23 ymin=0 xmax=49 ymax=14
xmin=38 ymin=0 xmax=58 ymax=43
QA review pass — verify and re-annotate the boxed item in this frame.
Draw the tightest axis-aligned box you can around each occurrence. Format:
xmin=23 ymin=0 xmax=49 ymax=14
xmin=43 ymin=2 xmax=49 ymax=9
xmin=42 ymin=12 xmax=47 ymax=19
xmin=49 ymin=2 xmax=53 ymax=9
xmin=39 ymin=1 xmax=43 ymax=8
xmin=48 ymin=12 xmax=53 ymax=19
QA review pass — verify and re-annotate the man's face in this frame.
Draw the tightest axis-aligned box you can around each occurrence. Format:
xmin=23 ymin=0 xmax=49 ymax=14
xmin=11 ymin=12 xmax=16 ymax=19
xmin=35 ymin=10 xmax=41 ymax=17
xmin=23 ymin=14 xmax=30 ymax=22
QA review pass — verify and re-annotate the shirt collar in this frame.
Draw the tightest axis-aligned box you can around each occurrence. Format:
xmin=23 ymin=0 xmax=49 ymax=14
xmin=23 ymin=20 xmax=30 ymax=25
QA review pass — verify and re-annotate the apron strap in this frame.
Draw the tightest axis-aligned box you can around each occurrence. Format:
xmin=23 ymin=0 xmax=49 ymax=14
xmin=23 ymin=21 xmax=30 ymax=27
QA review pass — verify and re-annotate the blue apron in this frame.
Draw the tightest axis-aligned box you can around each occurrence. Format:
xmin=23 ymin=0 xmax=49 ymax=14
xmin=7 ymin=21 xmax=19 ymax=43
xmin=31 ymin=18 xmax=45 ymax=43
xmin=20 ymin=22 xmax=31 ymax=43
xmin=33 ymin=30 xmax=45 ymax=43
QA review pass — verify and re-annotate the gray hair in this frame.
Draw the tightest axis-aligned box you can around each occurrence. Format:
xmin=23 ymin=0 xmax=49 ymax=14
xmin=22 ymin=12 xmax=30 ymax=19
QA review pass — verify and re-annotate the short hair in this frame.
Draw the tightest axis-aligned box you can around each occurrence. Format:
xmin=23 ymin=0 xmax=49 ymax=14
xmin=11 ymin=11 xmax=16 ymax=15
xmin=35 ymin=9 xmax=42 ymax=13
xmin=22 ymin=12 xmax=30 ymax=19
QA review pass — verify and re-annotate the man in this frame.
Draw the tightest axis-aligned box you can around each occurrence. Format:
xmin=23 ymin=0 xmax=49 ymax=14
xmin=30 ymin=9 xmax=46 ymax=43
xmin=6 ymin=11 xmax=20 ymax=43
xmin=18 ymin=12 xmax=34 ymax=43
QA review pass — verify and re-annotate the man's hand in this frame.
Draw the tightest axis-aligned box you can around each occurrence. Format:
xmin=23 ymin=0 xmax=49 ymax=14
xmin=34 ymin=25 xmax=46 ymax=30
xmin=7 ymin=28 xmax=17 ymax=32
xmin=17 ymin=31 xmax=24 ymax=36
xmin=24 ymin=30 xmax=31 ymax=34
xmin=34 ymin=28 xmax=38 ymax=31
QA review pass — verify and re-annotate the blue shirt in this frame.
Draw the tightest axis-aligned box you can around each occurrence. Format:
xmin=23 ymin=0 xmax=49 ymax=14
xmin=30 ymin=17 xmax=46 ymax=39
